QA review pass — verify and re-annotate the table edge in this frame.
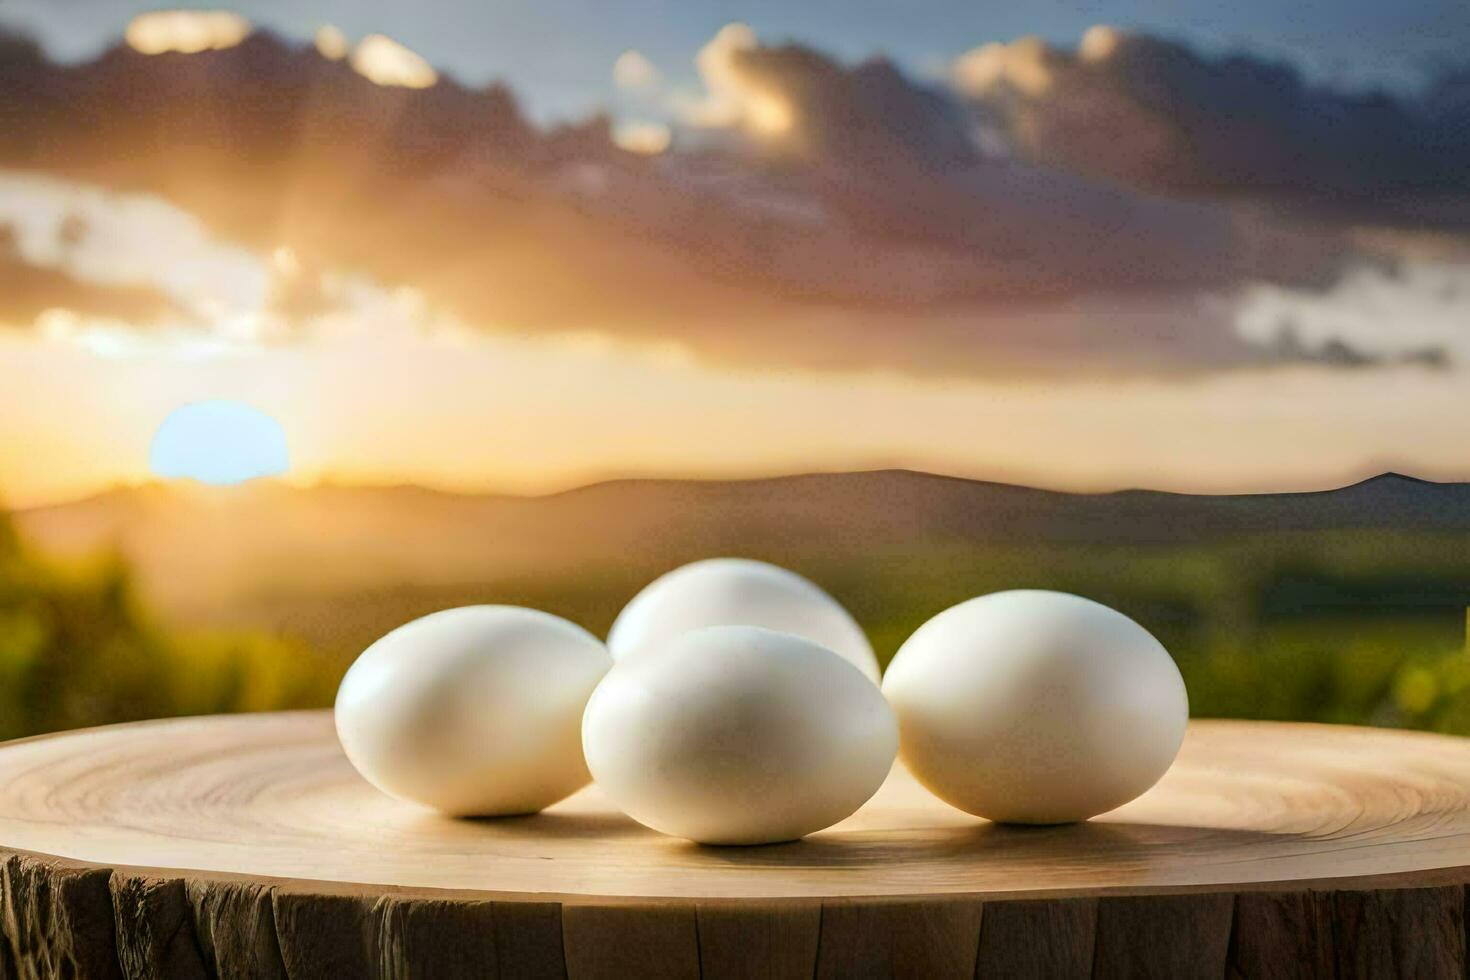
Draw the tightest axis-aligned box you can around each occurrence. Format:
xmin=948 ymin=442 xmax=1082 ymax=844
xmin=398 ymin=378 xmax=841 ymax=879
xmin=6 ymin=712 xmax=1470 ymax=904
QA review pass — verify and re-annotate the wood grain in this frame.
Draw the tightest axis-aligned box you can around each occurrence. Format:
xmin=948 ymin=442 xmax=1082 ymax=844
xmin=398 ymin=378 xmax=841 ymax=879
xmin=109 ymin=874 xmax=209 ymax=978
xmin=1 ymin=851 xmax=122 ymax=980
xmin=183 ymin=876 xmax=282 ymax=978
xmin=1329 ymin=886 xmax=1464 ymax=979
xmin=811 ymin=899 xmax=981 ymax=979
xmin=1092 ymin=893 xmax=1234 ymax=979
xmin=1229 ymin=890 xmax=1335 ymax=978
xmin=974 ymin=898 xmax=1095 ymax=978
xmin=0 ymin=712 xmax=1469 ymax=977
xmin=694 ymin=901 xmax=820 ymax=979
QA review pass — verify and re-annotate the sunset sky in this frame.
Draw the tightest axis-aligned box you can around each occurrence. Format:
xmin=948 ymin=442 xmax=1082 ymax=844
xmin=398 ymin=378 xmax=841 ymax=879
xmin=1 ymin=2 xmax=1468 ymax=506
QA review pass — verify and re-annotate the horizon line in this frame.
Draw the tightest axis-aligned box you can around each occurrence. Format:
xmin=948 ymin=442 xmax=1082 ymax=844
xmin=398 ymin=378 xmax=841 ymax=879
xmin=6 ymin=464 xmax=1454 ymax=514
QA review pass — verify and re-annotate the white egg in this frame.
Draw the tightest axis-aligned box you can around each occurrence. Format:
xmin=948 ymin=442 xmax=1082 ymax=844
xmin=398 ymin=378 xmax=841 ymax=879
xmin=583 ymin=625 xmax=898 ymax=844
xmin=608 ymin=558 xmax=880 ymax=683
xmin=882 ymin=590 xmax=1188 ymax=824
xmin=335 ymin=605 xmax=611 ymax=816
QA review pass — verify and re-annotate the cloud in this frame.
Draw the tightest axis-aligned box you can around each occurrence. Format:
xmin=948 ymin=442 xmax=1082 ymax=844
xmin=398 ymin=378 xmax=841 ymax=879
xmin=718 ymin=39 xmax=976 ymax=170
xmin=611 ymin=119 xmax=671 ymax=155
xmin=953 ymin=28 xmax=1470 ymax=229
xmin=0 ymin=172 xmax=270 ymax=321
xmin=0 ymin=23 xmax=1454 ymax=379
xmin=671 ymin=23 xmax=794 ymax=134
xmin=1236 ymin=261 xmax=1470 ymax=367
xmin=0 ymin=171 xmax=369 ymax=348
xmin=613 ymin=49 xmax=659 ymax=90
xmin=350 ymin=33 xmax=437 ymax=89
xmin=124 ymin=10 xmax=250 ymax=56
xmin=0 ymin=227 xmax=178 ymax=327
xmin=644 ymin=30 xmax=1349 ymax=299
xmin=1257 ymin=328 xmax=1446 ymax=370
xmin=313 ymin=25 xmax=348 ymax=62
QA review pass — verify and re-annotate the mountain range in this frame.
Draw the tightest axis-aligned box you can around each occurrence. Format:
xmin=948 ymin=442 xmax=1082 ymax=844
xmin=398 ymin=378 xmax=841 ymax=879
xmin=13 ymin=469 xmax=1467 ymax=603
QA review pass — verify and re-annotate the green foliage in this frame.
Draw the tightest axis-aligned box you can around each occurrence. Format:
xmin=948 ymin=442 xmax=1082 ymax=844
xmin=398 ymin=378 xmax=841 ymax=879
xmin=814 ymin=531 xmax=1470 ymax=736
xmin=0 ymin=514 xmax=332 ymax=740
xmin=6 ymin=506 xmax=1470 ymax=740
xmin=233 ymin=526 xmax=1470 ymax=738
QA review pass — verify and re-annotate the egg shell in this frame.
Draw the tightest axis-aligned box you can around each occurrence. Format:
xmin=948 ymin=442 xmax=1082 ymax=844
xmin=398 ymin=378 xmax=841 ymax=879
xmin=335 ymin=605 xmax=611 ymax=816
xmin=583 ymin=625 xmax=898 ymax=845
xmin=607 ymin=558 xmax=880 ymax=683
xmin=882 ymin=590 xmax=1188 ymax=824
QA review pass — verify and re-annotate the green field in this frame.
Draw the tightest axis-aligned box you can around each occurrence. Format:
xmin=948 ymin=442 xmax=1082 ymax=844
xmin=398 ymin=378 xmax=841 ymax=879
xmin=4 ymin=511 xmax=1470 ymax=740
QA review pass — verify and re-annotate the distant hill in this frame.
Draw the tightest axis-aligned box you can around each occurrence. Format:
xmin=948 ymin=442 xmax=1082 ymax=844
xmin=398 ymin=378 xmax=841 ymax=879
xmin=12 ymin=469 xmax=1470 ymax=666
xmin=12 ymin=469 xmax=1470 ymax=601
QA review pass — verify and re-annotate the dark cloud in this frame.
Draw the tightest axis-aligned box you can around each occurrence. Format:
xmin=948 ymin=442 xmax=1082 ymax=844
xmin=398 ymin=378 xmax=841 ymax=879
xmin=729 ymin=46 xmax=978 ymax=181
xmin=0 ymin=25 xmax=1434 ymax=377
xmin=957 ymin=29 xmax=1470 ymax=229
xmin=1258 ymin=322 xmax=1448 ymax=370
xmin=643 ymin=40 xmax=1352 ymax=304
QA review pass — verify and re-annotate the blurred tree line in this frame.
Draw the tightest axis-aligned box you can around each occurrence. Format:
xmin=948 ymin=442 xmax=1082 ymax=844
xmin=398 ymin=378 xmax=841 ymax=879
xmin=0 ymin=512 xmax=333 ymax=740
xmin=5 ymin=506 xmax=1470 ymax=740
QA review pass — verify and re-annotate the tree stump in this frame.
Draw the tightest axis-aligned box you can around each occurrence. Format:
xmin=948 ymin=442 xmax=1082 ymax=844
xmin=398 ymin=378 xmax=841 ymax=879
xmin=0 ymin=713 xmax=1468 ymax=978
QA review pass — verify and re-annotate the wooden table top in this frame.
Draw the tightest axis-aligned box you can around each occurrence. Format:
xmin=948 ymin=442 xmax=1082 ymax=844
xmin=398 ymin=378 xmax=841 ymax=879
xmin=1 ymin=711 xmax=1468 ymax=902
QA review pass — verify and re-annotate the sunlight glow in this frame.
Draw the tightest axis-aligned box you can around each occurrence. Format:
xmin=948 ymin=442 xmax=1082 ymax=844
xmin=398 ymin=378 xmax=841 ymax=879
xmin=0 ymin=172 xmax=271 ymax=324
xmin=678 ymin=24 xmax=797 ymax=137
xmin=351 ymin=34 xmax=438 ymax=89
xmin=149 ymin=401 xmax=289 ymax=485
xmin=1080 ymin=25 xmax=1124 ymax=62
xmin=125 ymin=11 xmax=251 ymax=55
xmin=314 ymin=25 xmax=349 ymax=61
xmin=746 ymin=95 xmax=793 ymax=135
xmin=271 ymin=245 xmax=302 ymax=278
xmin=613 ymin=120 xmax=672 ymax=155
xmin=952 ymin=36 xmax=1056 ymax=97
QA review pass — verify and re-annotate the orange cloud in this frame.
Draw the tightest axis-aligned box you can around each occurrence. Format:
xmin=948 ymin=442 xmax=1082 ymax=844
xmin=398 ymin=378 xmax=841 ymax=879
xmin=125 ymin=10 xmax=250 ymax=56
xmin=612 ymin=120 xmax=671 ymax=155
xmin=314 ymin=25 xmax=348 ymax=61
xmin=351 ymin=34 xmax=437 ymax=89
xmin=0 ymin=23 xmax=1437 ymax=381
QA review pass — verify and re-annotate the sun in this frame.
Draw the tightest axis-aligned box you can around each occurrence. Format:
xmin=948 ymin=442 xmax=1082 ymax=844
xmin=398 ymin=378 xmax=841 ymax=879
xmin=149 ymin=401 xmax=290 ymax=485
